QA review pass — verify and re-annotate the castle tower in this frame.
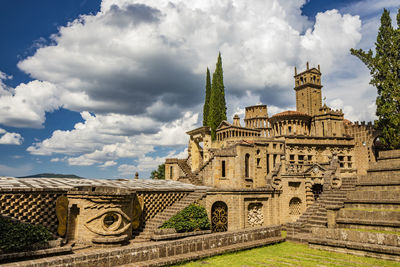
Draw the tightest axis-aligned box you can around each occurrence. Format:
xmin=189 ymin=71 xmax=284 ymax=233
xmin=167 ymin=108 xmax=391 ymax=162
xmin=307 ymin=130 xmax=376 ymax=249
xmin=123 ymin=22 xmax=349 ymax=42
xmin=294 ymin=62 xmax=323 ymax=116
xmin=244 ymin=105 xmax=270 ymax=137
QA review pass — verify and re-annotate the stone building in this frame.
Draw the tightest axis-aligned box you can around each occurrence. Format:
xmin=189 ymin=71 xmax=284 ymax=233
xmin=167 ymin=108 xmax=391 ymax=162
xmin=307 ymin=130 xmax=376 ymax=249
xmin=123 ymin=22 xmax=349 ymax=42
xmin=165 ymin=63 xmax=379 ymax=229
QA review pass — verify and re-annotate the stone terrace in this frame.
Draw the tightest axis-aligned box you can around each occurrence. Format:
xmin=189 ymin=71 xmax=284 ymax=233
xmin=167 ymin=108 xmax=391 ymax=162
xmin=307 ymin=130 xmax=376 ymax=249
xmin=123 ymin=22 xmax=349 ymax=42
xmin=308 ymin=150 xmax=400 ymax=261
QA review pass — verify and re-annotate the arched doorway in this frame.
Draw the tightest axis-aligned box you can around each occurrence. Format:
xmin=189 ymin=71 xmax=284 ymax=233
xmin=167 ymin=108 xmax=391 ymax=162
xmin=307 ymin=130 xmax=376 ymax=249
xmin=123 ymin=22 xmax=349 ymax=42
xmin=211 ymin=201 xmax=228 ymax=232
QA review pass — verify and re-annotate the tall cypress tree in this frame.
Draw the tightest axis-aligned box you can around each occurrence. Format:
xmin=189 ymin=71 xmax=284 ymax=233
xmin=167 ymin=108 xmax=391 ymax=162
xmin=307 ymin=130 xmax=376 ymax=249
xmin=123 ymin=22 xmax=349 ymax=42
xmin=351 ymin=9 xmax=400 ymax=149
xmin=203 ymin=68 xmax=211 ymax=126
xmin=208 ymin=52 xmax=227 ymax=140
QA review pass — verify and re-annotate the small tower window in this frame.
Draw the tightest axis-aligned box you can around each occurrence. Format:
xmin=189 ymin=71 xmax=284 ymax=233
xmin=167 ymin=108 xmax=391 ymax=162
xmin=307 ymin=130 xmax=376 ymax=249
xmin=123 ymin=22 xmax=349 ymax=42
xmin=222 ymin=160 xmax=226 ymax=177
xmin=245 ymin=154 xmax=250 ymax=178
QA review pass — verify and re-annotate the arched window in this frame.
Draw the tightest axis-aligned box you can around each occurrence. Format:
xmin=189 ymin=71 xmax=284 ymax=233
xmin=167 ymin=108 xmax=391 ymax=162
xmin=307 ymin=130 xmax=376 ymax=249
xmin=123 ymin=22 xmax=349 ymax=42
xmin=245 ymin=153 xmax=250 ymax=177
xmin=289 ymin=197 xmax=301 ymax=215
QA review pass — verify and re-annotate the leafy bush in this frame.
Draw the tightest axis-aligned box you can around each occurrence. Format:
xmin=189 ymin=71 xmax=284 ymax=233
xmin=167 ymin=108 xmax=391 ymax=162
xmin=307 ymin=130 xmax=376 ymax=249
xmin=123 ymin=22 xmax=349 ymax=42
xmin=161 ymin=203 xmax=210 ymax=233
xmin=0 ymin=216 xmax=53 ymax=253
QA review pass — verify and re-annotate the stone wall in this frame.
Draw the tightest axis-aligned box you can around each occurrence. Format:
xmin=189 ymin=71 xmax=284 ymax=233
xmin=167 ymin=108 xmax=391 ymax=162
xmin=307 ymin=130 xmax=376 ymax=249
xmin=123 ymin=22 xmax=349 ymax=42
xmin=3 ymin=225 xmax=283 ymax=267
xmin=202 ymin=190 xmax=282 ymax=231
xmin=0 ymin=189 xmax=66 ymax=234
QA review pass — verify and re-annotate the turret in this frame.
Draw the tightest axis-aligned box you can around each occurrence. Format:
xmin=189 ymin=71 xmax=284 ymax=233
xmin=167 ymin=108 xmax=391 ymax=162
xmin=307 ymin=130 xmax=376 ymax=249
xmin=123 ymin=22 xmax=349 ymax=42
xmin=294 ymin=62 xmax=323 ymax=116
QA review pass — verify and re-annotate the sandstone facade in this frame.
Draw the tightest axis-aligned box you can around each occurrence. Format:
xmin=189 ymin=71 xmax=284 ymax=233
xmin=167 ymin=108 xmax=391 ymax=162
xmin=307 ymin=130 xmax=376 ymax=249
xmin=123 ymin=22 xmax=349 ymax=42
xmin=166 ymin=63 xmax=379 ymax=229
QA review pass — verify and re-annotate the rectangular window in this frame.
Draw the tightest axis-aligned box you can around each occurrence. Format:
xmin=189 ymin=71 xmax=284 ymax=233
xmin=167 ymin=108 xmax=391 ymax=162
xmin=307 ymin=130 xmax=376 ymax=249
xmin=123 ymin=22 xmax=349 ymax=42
xmin=338 ymin=155 xmax=344 ymax=168
xmin=308 ymin=155 xmax=312 ymax=161
xmin=222 ymin=160 xmax=226 ymax=177
xmin=298 ymin=155 xmax=304 ymax=164
xmin=257 ymin=158 xmax=261 ymax=167
xmin=289 ymin=154 xmax=295 ymax=164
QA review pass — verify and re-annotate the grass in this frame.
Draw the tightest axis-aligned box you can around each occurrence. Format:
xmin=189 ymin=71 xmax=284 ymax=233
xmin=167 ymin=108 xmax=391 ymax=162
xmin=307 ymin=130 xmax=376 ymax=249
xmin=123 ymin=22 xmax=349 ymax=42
xmin=173 ymin=241 xmax=399 ymax=267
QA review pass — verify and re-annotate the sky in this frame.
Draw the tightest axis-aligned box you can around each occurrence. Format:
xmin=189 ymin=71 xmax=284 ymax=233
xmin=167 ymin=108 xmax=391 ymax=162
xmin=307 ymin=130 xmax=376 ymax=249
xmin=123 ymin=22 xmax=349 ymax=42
xmin=0 ymin=0 xmax=399 ymax=179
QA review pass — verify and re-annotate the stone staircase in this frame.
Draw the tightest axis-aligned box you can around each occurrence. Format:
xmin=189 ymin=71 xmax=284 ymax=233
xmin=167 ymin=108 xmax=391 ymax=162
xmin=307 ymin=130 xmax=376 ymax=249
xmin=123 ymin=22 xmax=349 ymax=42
xmin=132 ymin=189 xmax=207 ymax=242
xmin=177 ymin=160 xmax=204 ymax=185
xmin=306 ymin=150 xmax=400 ymax=260
xmin=287 ymin=176 xmax=358 ymax=242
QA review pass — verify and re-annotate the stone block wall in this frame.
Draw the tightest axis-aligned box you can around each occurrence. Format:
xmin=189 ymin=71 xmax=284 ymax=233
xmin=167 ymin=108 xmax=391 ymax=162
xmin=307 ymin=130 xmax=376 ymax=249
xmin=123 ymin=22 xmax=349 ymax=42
xmin=202 ymin=190 xmax=281 ymax=231
xmin=311 ymin=227 xmax=400 ymax=248
xmin=0 ymin=190 xmax=66 ymax=233
xmin=5 ymin=225 xmax=283 ymax=267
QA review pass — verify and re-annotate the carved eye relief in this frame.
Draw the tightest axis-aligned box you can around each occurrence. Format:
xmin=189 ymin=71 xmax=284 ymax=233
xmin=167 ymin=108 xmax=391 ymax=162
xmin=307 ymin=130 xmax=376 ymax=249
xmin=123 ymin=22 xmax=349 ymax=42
xmin=85 ymin=208 xmax=131 ymax=236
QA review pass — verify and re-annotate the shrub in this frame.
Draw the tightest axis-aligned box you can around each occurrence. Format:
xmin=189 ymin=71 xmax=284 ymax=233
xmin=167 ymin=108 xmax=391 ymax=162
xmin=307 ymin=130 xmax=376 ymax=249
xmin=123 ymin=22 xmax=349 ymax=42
xmin=0 ymin=216 xmax=53 ymax=253
xmin=161 ymin=203 xmax=210 ymax=233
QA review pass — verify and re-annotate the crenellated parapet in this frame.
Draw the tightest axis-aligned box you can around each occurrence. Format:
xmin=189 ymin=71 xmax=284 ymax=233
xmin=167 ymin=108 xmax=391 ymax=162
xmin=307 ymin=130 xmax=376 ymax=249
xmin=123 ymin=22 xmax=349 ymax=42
xmin=344 ymin=120 xmax=381 ymax=174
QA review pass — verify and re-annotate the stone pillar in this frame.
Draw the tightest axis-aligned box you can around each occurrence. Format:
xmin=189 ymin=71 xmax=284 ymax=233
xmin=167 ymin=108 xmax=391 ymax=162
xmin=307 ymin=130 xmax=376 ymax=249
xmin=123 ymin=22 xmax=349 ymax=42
xmin=326 ymin=207 xmax=339 ymax=228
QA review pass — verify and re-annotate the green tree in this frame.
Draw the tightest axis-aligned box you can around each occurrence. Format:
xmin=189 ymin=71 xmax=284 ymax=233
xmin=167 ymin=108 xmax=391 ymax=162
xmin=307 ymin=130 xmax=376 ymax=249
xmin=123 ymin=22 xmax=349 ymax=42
xmin=203 ymin=68 xmax=212 ymax=126
xmin=150 ymin=164 xmax=165 ymax=179
xmin=208 ymin=52 xmax=227 ymax=140
xmin=351 ymin=8 xmax=400 ymax=149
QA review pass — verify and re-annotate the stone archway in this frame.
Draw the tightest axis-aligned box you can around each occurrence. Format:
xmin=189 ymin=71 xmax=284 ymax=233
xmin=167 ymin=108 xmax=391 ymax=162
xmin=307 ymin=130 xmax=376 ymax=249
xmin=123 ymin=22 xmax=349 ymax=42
xmin=211 ymin=201 xmax=228 ymax=232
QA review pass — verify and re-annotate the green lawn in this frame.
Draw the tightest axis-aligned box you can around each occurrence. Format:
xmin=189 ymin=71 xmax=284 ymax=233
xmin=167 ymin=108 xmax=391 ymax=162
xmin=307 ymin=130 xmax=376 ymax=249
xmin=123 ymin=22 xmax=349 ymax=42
xmin=174 ymin=241 xmax=399 ymax=267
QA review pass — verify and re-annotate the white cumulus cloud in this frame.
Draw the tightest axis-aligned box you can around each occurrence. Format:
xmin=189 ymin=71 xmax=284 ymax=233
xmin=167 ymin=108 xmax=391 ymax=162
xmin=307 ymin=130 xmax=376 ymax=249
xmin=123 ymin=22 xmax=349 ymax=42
xmin=0 ymin=128 xmax=23 ymax=145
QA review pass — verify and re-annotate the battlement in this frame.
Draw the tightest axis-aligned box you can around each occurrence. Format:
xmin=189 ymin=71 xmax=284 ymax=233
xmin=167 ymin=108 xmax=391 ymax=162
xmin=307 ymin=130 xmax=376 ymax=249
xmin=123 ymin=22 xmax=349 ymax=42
xmin=344 ymin=121 xmax=375 ymax=132
xmin=244 ymin=105 xmax=268 ymax=119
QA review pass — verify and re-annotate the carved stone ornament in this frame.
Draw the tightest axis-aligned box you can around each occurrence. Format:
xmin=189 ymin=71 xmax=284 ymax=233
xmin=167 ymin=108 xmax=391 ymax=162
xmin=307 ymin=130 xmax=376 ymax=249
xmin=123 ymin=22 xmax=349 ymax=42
xmin=132 ymin=195 xmax=144 ymax=230
xmin=272 ymin=176 xmax=282 ymax=190
xmin=56 ymin=196 xmax=68 ymax=237
xmin=248 ymin=203 xmax=263 ymax=227
xmin=331 ymin=176 xmax=342 ymax=189
xmin=85 ymin=208 xmax=131 ymax=236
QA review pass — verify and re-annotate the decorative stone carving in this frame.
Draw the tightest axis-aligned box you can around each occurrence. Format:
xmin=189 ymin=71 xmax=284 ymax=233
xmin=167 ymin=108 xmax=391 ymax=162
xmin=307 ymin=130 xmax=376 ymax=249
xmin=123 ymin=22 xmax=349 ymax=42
xmin=85 ymin=208 xmax=131 ymax=236
xmin=66 ymin=188 xmax=134 ymax=245
xmin=248 ymin=203 xmax=263 ymax=227
xmin=56 ymin=196 xmax=68 ymax=237
xmin=132 ymin=195 xmax=144 ymax=230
